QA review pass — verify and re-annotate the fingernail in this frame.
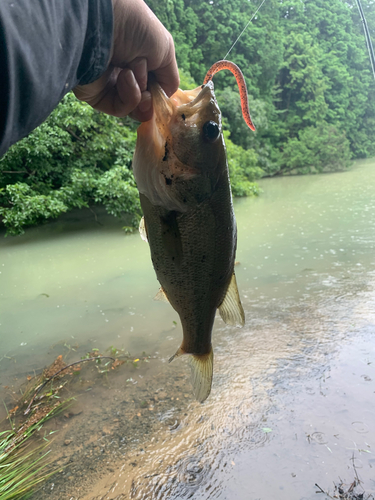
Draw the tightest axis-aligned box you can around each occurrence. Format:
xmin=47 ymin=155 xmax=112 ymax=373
xmin=138 ymin=92 xmax=152 ymax=114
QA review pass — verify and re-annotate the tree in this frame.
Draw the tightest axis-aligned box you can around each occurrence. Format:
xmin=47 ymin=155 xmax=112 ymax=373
xmin=0 ymin=94 xmax=140 ymax=235
xmin=146 ymin=0 xmax=374 ymax=175
xmin=2 ymin=0 xmax=375 ymax=234
xmin=279 ymin=121 xmax=352 ymax=174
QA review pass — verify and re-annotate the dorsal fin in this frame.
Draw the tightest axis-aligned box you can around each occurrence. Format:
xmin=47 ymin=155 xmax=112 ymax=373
xmin=218 ymin=273 xmax=245 ymax=327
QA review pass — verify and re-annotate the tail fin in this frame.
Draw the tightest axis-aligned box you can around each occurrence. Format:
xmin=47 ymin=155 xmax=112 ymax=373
xmin=189 ymin=348 xmax=213 ymax=403
xmin=169 ymin=347 xmax=214 ymax=403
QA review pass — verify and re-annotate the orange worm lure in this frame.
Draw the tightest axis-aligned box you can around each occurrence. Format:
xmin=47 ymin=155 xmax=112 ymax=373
xmin=203 ymin=60 xmax=256 ymax=132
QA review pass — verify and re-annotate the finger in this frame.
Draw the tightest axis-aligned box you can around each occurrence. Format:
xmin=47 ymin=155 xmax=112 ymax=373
xmin=129 ymin=90 xmax=153 ymax=122
xmin=151 ymin=36 xmax=179 ymax=97
xmin=153 ymin=60 xmax=180 ymax=97
xmin=128 ymin=58 xmax=148 ymax=92
xmin=91 ymin=68 xmax=141 ymax=117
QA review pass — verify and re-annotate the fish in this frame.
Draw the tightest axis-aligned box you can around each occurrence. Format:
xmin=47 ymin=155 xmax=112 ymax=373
xmin=132 ymin=61 xmax=255 ymax=403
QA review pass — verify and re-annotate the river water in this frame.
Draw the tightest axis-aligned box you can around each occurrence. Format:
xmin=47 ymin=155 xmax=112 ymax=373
xmin=1 ymin=160 xmax=375 ymax=499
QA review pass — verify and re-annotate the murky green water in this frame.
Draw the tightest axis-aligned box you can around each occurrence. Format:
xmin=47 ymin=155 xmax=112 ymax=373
xmin=1 ymin=160 xmax=375 ymax=499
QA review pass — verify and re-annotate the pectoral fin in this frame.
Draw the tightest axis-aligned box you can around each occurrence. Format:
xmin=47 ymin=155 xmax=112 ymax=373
xmin=154 ymin=287 xmax=169 ymax=303
xmin=219 ymin=273 xmax=245 ymax=327
xmin=139 ymin=216 xmax=148 ymax=242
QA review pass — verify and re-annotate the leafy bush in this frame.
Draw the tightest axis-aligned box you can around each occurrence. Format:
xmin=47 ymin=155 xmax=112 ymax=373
xmin=0 ymin=93 xmax=140 ymax=235
xmin=224 ymin=131 xmax=263 ymax=196
xmin=179 ymin=68 xmax=198 ymax=90
xmin=279 ymin=121 xmax=352 ymax=175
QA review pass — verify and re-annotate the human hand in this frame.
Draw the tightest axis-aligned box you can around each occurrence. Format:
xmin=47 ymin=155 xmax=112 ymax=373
xmin=73 ymin=0 xmax=179 ymax=122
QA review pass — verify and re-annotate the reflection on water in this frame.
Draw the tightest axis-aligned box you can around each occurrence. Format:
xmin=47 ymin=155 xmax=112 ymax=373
xmin=0 ymin=209 xmax=181 ymax=384
xmin=1 ymin=160 xmax=375 ymax=499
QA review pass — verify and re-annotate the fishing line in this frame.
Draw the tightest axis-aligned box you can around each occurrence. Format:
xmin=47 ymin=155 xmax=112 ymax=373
xmin=355 ymin=0 xmax=375 ymax=82
xmin=223 ymin=0 xmax=268 ymax=60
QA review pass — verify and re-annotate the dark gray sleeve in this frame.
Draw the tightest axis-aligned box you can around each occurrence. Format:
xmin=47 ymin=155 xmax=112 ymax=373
xmin=0 ymin=0 xmax=113 ymax=156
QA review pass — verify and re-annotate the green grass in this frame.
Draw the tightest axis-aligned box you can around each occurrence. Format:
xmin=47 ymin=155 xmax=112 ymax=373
xmin=0 ymin=431 xmax=51 ymax=499
xmin=0 ymin=402 xmax=70 ymax=499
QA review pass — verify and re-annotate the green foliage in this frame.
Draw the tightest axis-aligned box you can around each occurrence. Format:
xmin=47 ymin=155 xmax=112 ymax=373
xmin=279 ymin=32 xmax=329 ymax=131
xmin=224 ymin=130 xmax=263 ymax=196
xmin=279 ymin=122 xmax=352 ymax=174
xmin=0 ymin=93 xmax=139 ymax=235
xmin=146 ymin=0 xmax=374 ymax=175
xmin=272 ymin=0 xmax=375 ymax=162
xmin=216 ymin=88 xmax=269 ymax=151
xmin=215 ymin=87 xmax=273 ymax=173
xmin=0 ymin=183 xmax=68 ymax=235
xmin=2 ymin=0 xmax=375 ymax=232
xmin=0 ymin=402 xmax=69 ymax=499
xmin=178 ymin=68 xmax=198 ymax=90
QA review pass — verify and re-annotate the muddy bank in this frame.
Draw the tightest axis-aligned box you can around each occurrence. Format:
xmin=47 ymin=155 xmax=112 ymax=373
xmin=1 ymin=351 xmax=192 ymax=500
xmin=14 ymin=281 xmax=374 ymax=499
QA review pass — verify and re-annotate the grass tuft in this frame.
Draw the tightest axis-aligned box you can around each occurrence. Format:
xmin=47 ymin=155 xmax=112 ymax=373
xmin=0 ymin=401 xmax=70 ymax=499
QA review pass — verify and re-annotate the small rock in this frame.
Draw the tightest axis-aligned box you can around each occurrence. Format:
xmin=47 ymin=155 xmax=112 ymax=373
xmin=64 ymin=439 xmax=72 ymax=446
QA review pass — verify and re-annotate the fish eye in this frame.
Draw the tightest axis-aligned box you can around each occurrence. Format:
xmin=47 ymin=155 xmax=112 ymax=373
xmin=202 ymin=121 xmax=220 ymax=143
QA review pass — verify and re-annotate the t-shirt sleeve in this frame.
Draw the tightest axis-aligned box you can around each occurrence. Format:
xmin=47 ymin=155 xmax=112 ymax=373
xmin=0 ymin=0 xmax=113 ymax=156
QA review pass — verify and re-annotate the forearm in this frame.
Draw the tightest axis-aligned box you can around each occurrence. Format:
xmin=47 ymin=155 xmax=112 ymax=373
xmin=0 ymin=0 xmax=113 ymax=156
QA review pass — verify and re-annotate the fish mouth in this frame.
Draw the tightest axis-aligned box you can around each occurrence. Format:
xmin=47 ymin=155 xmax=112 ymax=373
xmin=149 ymin=80 xmax=216 ymax=125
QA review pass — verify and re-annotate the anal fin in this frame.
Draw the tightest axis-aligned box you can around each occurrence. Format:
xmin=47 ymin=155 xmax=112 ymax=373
xmin=169 ymin=346 xmax=185 ymax=364
xmin=219 ymin=273 xmax=245 ymax=327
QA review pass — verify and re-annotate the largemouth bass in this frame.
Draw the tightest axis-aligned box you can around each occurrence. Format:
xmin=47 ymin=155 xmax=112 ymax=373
xmin=133 ymin=61 xmax=255 ymax=402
